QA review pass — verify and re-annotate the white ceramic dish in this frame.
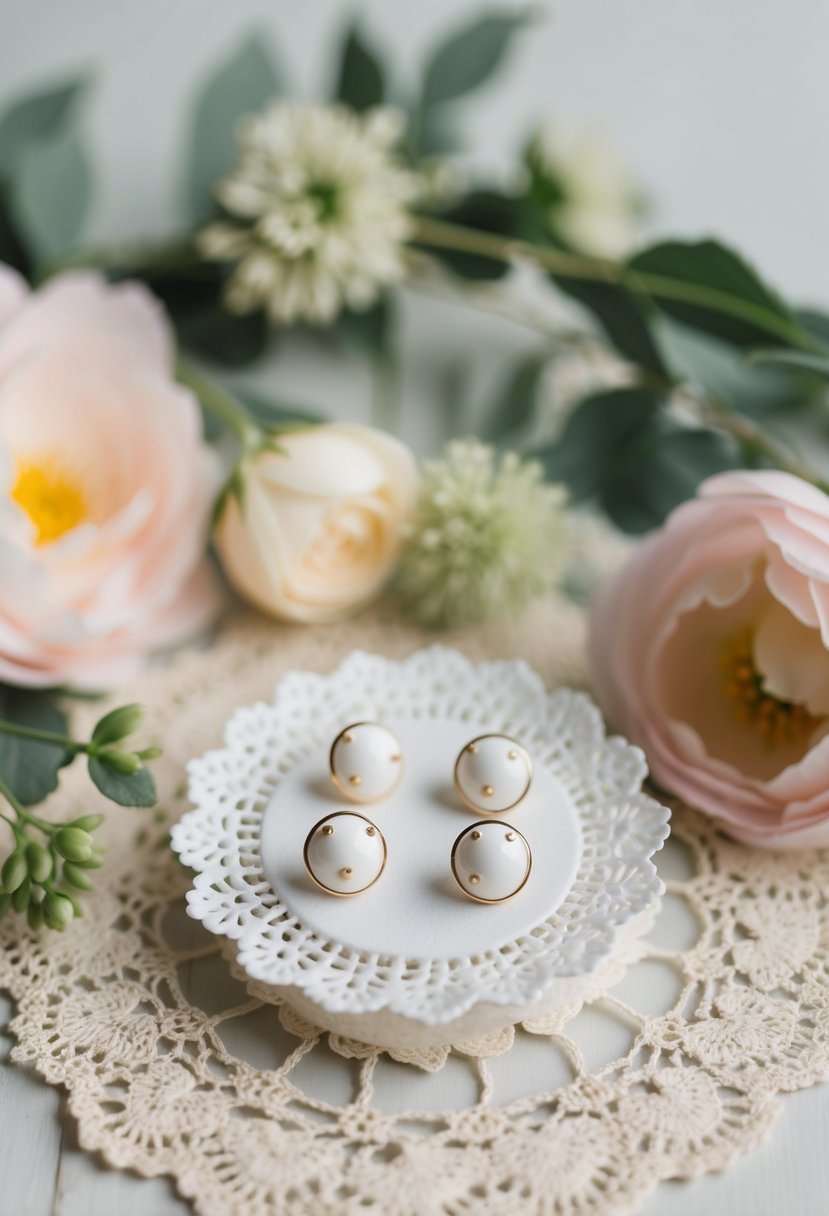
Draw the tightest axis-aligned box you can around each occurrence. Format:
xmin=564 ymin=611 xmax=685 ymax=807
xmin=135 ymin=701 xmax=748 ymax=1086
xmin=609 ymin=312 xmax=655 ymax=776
xmin=172 ymin=647 xmax=670 ymax=1049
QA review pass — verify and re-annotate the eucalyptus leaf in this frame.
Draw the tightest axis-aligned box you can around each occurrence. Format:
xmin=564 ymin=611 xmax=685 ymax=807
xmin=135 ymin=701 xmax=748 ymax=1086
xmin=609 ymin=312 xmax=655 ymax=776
xmin=112 ymin=258 xmax=269 ymax=368
xmin=234 ymin=387 xmax=324 ymax=428
xmin=186 ymin=34 xmax=281 ymax=225
xmin=553 ymin=276 xmax=672 ymax=380
xmin=626 ymin=239 xmax=803 ymax=350
xmin=420 ymin=8 xmax=535 ymax=112
xmin=334 ymin=24 xmax=385 ymax=111
xmin=11 ymin=125 xmax=90 ymax=262
xmin=796 ymin=308 xmax=829 ymax=346
xmin=662 ymin=321 xmax=819 ymax=418
xmin=176 ymin=300 xmax=269 ymax=367
xmin=482 ymin=354 xmax=548 ymax=444
xmin=536 ymin=387 xmax=664 ymax=500
xmin=88 ymin=755 xmax=156 ymax=808
xmin=601 ymin=423 xmax=743 ymax=533
xmin=0 ymin=78 xmax=87 ymax=172
xmin=748 ymin=347 xmax=829 ymax=380
xmin=0 ymin=190 xmax=32 ymax=275
xmin=336 ymin=297 xmax=396 ymax=358
xmin=0 ymin=687 xmax=72 ymax=806
xmin=414 ymin=114 xmax=464 ymax=159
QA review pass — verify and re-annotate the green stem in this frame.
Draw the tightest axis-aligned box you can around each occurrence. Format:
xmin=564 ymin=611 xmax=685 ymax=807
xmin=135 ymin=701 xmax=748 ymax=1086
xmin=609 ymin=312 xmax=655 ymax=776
xmin=175 ymin=359 xmax=263 ymax=450
xmin=370 ymin=353 xmax=402 ymax=434
xmin=411 ymin=216 xmax=825 ymax=355
xmin=412 ymin=215 xmax=616 ymax=283
xmin=0 ymin=809 xmax=20 ymax=833
xmin=692 ymin=397 xmax=828 ymax=490
xmin=0 ymin=718 xmax=86 ymax=754
xmin=0 ymin=772 xmax=53 ymax=833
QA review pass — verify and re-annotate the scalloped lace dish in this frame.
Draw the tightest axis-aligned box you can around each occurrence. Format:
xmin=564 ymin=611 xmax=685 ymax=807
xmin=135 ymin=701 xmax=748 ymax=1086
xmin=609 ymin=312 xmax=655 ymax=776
xmin=1 ymin=594 xmax=829 ymax=1216
xmin=173 ymin=646 xmax=669 ymax=1029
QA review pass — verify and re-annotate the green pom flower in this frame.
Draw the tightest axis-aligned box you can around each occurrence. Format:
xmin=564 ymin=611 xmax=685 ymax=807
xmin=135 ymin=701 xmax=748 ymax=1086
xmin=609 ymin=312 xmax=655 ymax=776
xmin=398 ymin=440 xmax=567 ymax=628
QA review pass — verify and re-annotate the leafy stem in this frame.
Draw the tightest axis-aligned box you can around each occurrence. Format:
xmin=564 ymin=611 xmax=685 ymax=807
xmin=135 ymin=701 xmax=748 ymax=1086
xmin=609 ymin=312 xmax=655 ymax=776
xmin=0 ymin=772 xmax=52 ymax=833
xmin=681 ymin=392 xmax=829 ymax=491
xmin=0 ymin=702 xmax=161 ymax=929
xmin=0 ymin=717 xmax=87 ymax=754
xmin=175 ymin=358 xmax=263 ymax=452
xmin=411 ymin=216 xmax=826 ymax=356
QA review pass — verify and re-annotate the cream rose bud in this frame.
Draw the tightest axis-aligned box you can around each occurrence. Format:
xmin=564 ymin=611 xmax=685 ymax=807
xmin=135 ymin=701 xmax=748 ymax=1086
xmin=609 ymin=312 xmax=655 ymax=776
xmin=214 ymin=423 xmax=419 ymax=623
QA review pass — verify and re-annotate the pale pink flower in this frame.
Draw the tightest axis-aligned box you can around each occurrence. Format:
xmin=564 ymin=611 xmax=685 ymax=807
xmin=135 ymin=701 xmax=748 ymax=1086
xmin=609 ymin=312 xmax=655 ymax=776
xmin=590 ymin=471 xmax=829 ymax=848
xmin=0 ymin=265 xmax=220 ymax=689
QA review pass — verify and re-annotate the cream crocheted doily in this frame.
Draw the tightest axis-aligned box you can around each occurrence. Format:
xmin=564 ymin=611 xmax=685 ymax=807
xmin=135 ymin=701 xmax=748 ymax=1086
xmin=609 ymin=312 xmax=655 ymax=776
xmin=2 ymin=593 xmax=829 ymax=1216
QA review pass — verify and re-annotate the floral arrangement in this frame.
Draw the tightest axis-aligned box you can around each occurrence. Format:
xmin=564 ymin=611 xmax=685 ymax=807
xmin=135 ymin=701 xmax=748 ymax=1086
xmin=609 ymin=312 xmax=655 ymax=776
xmin=2 ymin=7 xmax=829 ymax=929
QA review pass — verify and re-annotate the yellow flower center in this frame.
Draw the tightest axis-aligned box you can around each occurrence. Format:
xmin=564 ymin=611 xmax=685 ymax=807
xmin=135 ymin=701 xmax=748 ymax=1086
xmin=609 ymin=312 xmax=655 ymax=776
xmin=721 ymin=625 xmax=821 ymax=745
xmin=11 ymin=459 xmax=86 ymax=545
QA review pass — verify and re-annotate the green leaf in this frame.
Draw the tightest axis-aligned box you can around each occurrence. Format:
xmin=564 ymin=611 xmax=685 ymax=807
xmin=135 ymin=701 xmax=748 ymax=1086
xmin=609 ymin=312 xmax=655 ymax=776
xmin=601 ymin=423 xmax=742 ymax=533
xmin=553 ymin=276 xmax=672 ymax=380
xmin=626 ymin=239 xmax=803 ymax=350
xmin=536 ymin=387 xmax=664 ymax=500
xmin=662 ymin=321 xmax=820 ymax=418
xmin=796 ymin=308 xmax=829 ymax=346
xmin=482 ymin=354 xmax=548 ymax=443
xmin=336 ymin=296 xmax=396 ymax=358
xmin=178 ymin=298 xmax=269 ymax=367
xmin=88 ymin=755 xmax=156 ymax=807
xmin=111 ymin=258 xmax=269 ymax=368
xmin=0 ymin=78 xmax=87 ymax=172
xmin=420 ymin=8 xmax=535 ymax=111
xmin=0 ymin=189 xmax=32 ymax=276
xmin=10 ymin=126 xmax=91 ymax=262
xmin=748 ymin=347 xmax=829 ymax=380
xmin=0 ymin=687 xmax=71 ymax=805
xmin=0 ymin=76 xmax=91 ymax=269
xmin=334 ymin=24 xmax=385 ymax=112
xmin=234 ymin=387 xmax=324 ymax=429
xmin=186 ymin=34 xmax=281 ymax=225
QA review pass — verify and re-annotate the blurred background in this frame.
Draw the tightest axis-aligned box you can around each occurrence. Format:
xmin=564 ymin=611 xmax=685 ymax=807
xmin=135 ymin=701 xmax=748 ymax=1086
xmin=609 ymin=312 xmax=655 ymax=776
xmin=2 ymin=0 xmax=827 ymax=450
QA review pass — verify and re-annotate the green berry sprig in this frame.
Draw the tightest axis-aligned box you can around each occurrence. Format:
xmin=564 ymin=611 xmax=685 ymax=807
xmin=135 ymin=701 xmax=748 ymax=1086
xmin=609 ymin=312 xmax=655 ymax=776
xmin=0 ymin=703 xmax=161 ymax=932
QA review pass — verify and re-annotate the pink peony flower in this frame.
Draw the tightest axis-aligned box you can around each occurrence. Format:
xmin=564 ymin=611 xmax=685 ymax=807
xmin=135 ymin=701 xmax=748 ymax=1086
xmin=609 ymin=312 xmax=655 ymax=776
xmin=0 ymin=265 xmax=221 ymax=689
xmin=590 ymin=470 xmax=829 ymax=849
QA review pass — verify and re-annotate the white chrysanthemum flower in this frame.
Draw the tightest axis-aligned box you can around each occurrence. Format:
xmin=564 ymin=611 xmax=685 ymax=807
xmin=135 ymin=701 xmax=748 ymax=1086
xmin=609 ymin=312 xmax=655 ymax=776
xmin=200 ymin=103 xmax=419 ymax=324
xmin=526 ymin=118 xmax=642 ymax=259
xmin=398 ymin=440 xmax=568 ymax=628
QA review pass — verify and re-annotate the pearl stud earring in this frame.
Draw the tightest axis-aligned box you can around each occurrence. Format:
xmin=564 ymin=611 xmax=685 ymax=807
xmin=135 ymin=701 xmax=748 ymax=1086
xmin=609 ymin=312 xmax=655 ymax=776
xmin=329 ymin=722 xmax=403 ymax=804
xmin=303 ymin=811 xmax=387 ymax=896
xmin=454 ymin=734 xmax=532 ymax=814
xmin=450 ymin=820 xmax=532 ymax=903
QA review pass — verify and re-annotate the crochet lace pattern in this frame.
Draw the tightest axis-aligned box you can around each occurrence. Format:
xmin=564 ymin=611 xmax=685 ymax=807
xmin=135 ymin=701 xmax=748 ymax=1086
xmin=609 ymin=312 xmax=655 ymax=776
xmin=2 ymin=596 xmax=828 ymax=1216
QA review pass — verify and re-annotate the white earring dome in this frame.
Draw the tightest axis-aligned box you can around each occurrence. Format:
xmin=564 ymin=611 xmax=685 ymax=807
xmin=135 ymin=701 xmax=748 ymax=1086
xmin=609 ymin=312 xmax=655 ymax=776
xmin=451 ymin=820 xmax=532 ymax=903
xmin=330 ymin=722 xmax=403 ymax=803
xmin=304 ymin=812 xmax=387 ymax=896
xmin=454 ymin=734 xmax=532 ymax=814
